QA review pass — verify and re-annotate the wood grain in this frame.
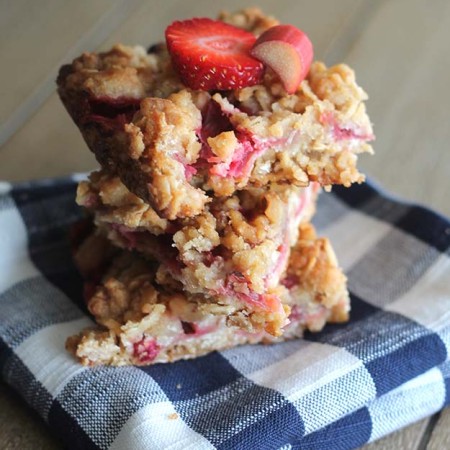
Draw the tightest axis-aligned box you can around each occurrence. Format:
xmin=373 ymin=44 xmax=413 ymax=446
xmin=0 ymin=382 xmax=60 ymax=449
xmin=427 ymin=409 xmax=450 ymax=450
xmin=362 ymin=419 xmax=430 ymax=450
xmin=0 ymin=0 xmax=142 ymax=146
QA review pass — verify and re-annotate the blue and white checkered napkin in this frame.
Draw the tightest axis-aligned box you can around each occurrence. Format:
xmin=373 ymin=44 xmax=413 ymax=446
xmin=0 ymin=177 xmax=449 ymax=450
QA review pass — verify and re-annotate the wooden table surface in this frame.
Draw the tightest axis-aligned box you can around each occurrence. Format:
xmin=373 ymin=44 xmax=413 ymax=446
xmin=1 ymin=0 xmax=449 ymax=448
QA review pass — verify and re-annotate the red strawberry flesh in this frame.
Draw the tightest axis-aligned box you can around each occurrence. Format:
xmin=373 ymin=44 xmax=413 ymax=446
xmin=165 ymin=18 xmax=264 ymax=90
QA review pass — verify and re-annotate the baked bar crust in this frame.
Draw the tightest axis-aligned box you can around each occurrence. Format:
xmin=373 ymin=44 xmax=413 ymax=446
xmin=67 ymin=222 xmax=349 ymax=366
xmin=57 ymin=9 xmax=373 ymax=220
xmin=77 ymin=171 xmax=319 ymax=336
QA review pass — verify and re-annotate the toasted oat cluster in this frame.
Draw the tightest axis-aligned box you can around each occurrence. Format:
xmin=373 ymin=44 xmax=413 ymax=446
xmin=59 ymin=8 xmax=370 ymax=365
xmin=77 ymin=171 xmax=318 ymax=335
xmin=57 ymin=9 xmax=373 ymax=220
xmin=67 ymin=223 xmax=349 ymax=366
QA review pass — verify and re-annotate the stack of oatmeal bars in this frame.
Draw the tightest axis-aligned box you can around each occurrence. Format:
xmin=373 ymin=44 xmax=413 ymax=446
xmin=58 ymin=8 xmax=373 ymax=366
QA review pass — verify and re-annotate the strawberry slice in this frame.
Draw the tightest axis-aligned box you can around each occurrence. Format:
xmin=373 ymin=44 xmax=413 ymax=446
xmin=165 ymin=18 xmax=264 ymax=90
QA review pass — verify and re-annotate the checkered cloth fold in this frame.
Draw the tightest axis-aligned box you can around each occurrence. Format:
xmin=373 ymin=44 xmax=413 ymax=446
xmin=0 ymin=176 xmax=449 ymax=450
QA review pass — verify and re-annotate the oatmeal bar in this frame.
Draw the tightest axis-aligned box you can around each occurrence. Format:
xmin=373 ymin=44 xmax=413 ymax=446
xmin=67 ymin=223 xmax=349 ymax=366
xmin=77 ymin=171 xmax=319 ymax=336
xmin=57 ymin=8 xmax=373 ymax=219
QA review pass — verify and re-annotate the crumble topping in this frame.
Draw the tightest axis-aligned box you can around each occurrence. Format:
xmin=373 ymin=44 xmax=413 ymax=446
xmin=218 ymin=7 xmax=279 ymax=35
xmin=57 ymin=8 xmax=373 ymax=219
xmin=78 ymin=172 xmax=317 ymax=289
xmin=77 ymin=171 xmax=318 ymax=335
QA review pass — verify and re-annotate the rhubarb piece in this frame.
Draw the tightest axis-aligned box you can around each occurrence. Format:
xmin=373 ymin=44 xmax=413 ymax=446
xmin=76 ymin=171 xmax=319 ymax=335
xmin=66 ymin=222 xmax=349 ymax=366
xmin=165 ymin=18 xmax=264 ymax=90
xmin=250 ymin=24 xmax=313 ymax=94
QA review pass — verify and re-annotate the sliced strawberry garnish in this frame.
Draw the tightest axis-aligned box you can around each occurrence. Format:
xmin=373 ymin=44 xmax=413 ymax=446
xmin=165 ymin=18 xmax=264 ymax=90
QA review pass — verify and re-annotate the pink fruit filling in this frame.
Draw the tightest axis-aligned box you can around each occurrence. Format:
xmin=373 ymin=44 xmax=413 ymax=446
xmin=173 ymin=154 xmax=197 ymax=180
xmin=281 ymin=274 xmax=299 ymax=290
xmin=181 ymin=321 xmax=195 ymax=334
xmin=133 ymin=336 xmax=160 ymax=363
xmin=198 ymin=101 xmax=275 ymax=180
xmin=183 ymin=163 xmax=197 ymax=180
xmin=110 ymin=223 xmax=141 ymax=250
xmin=265 ymin=184 xmax=314 ymax=288
xmin=320 ymin=111 xmax=374 ymax=142
xmin=89 ymin=96 xmax=141 ymax=118
xmin=180 ymin=321 xmax=218 ymax=339
xmin=287 ymin=304 xmax=327 ymax=328
xmin=267 ymin=240 xmax=289 ymax=288
xmin=237 ymin=291 xmax=282 ymax=314
xmin=198 ymin=100 xmax=363 ymax=182
xmin=220 ymin=273 xmax=284 ymax=315
xmin=86 ymin=96 xmax=141 ymax=130
xmin=108 ymin=224 xmax=180 ymax=272
xmin=81 ymin=193 xmax=100 ymax=209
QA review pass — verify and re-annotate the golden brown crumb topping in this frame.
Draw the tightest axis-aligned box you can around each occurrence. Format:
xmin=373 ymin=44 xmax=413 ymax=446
xmin=57 ymin=8 xmax=373 ymax=220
